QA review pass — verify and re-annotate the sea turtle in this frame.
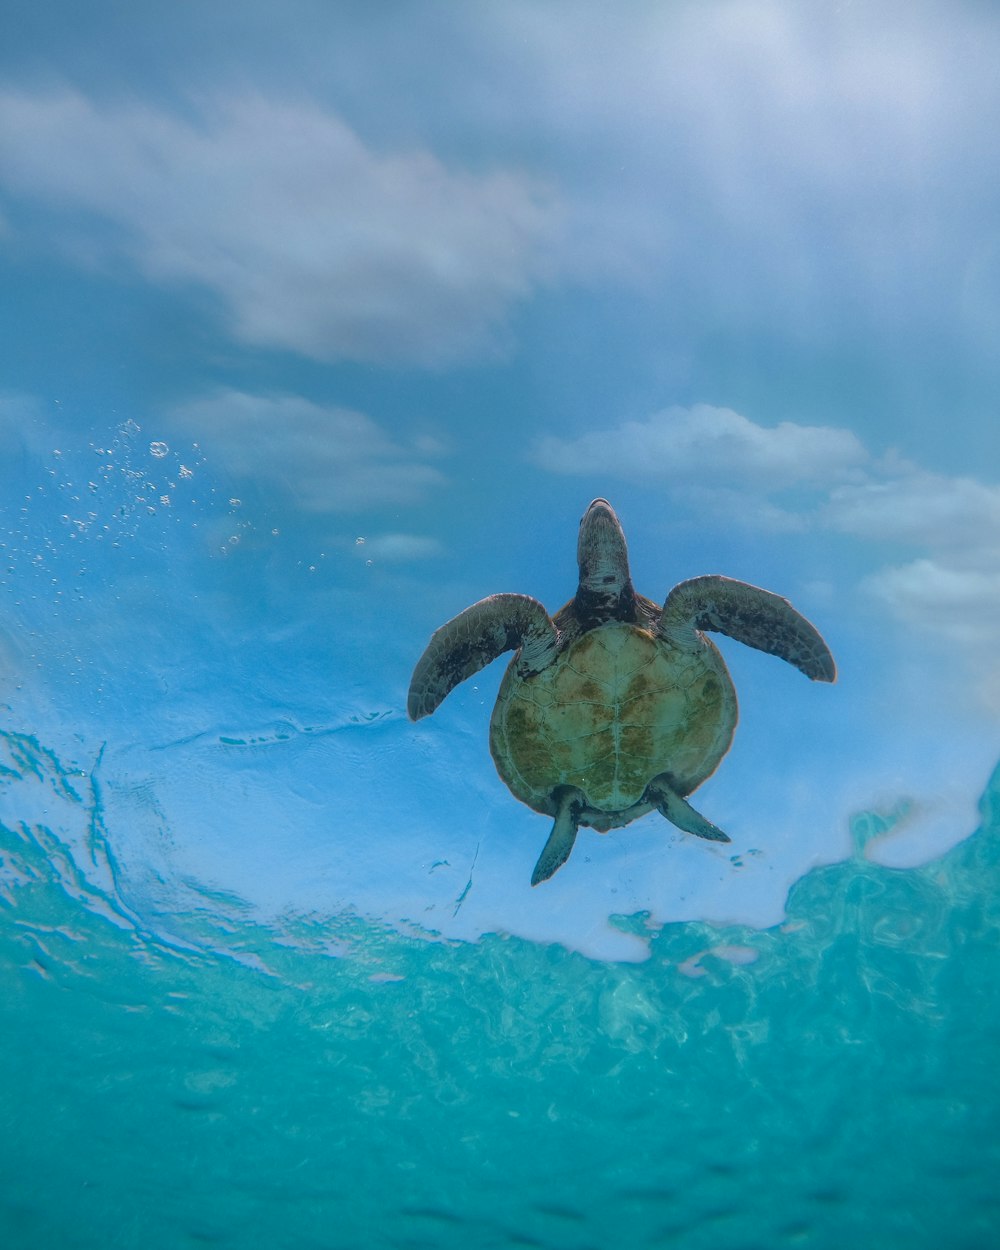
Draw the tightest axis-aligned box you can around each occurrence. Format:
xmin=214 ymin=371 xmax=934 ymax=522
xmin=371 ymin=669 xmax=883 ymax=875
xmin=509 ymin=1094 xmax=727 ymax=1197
xmin=408 ymin=498 xmax=835 ymax=885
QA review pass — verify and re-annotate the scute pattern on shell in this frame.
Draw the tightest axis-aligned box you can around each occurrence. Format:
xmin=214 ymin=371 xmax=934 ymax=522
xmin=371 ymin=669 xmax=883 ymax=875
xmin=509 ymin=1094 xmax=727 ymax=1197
xmin=490 ymin=621 xmax=738 ymax=819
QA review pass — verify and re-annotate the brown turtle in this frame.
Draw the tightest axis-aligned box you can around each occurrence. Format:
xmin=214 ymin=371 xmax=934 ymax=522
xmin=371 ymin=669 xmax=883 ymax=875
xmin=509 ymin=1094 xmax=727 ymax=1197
xmin=408 ymin=499 xmax=835 ymax=884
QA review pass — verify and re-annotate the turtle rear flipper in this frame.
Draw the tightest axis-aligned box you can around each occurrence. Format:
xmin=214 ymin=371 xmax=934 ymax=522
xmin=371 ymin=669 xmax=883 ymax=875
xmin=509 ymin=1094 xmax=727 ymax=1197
xmin=531 ymin=787 xmax=585 ymax=885
xmin=646 ymin=777 xmax=731 ymax=843
xmin=407 ymin=594 xmax=558 ymax=721
xmin=658 ymin=575 xmax=836 ymax=682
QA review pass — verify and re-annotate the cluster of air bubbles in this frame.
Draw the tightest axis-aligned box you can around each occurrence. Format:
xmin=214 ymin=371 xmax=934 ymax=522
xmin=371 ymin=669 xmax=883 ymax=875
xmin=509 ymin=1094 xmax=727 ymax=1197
xmin=90 ymin=424 xmax=201 ymax=532
xmin=76 ymin=421 xmax=205 ymax=539
xmin=0 ymin=411 xmax=376 ymax=601
xmin=0 ymin=418 xmax=215 ymax=611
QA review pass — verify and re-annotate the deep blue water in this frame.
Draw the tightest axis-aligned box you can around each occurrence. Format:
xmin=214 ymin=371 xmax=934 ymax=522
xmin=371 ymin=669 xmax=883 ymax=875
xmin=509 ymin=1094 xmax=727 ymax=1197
xmin=2 ymin=728 xmax=998 ymax=1249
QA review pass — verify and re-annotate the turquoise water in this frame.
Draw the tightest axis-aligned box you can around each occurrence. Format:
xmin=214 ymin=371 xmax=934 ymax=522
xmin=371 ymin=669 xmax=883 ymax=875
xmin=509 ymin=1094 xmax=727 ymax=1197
xmin=2 ymin=728 xmax=998 ymax=1249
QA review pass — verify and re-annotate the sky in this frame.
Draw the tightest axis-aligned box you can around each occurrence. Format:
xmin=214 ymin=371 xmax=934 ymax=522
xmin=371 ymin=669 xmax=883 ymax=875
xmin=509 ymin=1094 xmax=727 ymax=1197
xmin=1 ymin=0 xmax=999 ymax=958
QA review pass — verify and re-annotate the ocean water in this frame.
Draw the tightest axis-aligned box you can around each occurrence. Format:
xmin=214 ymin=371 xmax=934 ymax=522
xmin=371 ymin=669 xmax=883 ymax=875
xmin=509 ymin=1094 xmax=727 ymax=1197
xmin=2 ymin=723 xmax=998 ymax=1249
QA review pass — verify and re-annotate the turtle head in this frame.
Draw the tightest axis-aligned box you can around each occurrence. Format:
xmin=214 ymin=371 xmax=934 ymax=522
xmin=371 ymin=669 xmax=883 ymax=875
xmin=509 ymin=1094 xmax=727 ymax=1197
xmin=574 ymin=498 xmax=637 ymax=626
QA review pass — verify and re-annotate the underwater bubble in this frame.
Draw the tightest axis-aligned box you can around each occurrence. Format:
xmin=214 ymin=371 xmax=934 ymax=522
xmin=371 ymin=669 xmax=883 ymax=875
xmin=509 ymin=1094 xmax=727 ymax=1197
xmin=355 ymin=537 xmax=366 ymax=545
xmin=229 ymin=498 xmax=241 ymax=508
xmin=149 ymin=442 xmax=169 ymax=458
xmin=179 ymin=466 xmax=193 ymax=479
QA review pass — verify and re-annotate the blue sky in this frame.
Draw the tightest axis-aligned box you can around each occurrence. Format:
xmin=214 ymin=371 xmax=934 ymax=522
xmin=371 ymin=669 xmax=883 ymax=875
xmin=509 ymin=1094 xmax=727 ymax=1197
xmin=1 ymin=1 xmax=999 ymax=957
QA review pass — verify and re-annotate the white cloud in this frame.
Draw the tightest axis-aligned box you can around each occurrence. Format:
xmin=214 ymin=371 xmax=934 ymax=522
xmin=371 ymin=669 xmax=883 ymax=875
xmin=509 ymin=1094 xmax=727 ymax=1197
xmin=477 ymin=0 xmax=1000 ymax=300
xmin=353 ymin=534 xmax=444 ymax=563
xmin=0 ymin=89 xmax=557 ymax=366
xmin=532 ymin=404 xmax=867 ymax=488
xmin=167 ymin=390 xmax=445 ymax=512
xmin=826 ymin=464 xmax=1000 ymax=690
xmin=826 ymin=469 xmax=1000 ymax=551
xmin=864 ymin=559 xmax=1000 ymax=648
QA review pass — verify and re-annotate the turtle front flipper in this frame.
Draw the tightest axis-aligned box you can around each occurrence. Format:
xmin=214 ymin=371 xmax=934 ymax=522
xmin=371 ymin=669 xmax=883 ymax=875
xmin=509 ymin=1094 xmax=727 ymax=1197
xmin=531 ymin=786 xmax=585 ymax=886
xmin=408 ymin=593 xmax=558 ymax=721
xmin=646 ymin=777 xmax=731 ymax=843
xmin=658 ymin=575 xmax=836 ymax=682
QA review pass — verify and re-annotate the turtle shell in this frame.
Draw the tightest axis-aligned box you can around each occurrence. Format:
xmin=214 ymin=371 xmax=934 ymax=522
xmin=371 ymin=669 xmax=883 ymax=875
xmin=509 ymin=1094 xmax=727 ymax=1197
xmin=489 ymin=620 xmax=737 ymax=828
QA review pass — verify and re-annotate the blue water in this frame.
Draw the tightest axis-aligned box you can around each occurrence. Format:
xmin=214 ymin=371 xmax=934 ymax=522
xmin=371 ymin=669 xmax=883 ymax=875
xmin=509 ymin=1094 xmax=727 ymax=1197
xmin=2 ymin=727 xmax=998 ymax=1249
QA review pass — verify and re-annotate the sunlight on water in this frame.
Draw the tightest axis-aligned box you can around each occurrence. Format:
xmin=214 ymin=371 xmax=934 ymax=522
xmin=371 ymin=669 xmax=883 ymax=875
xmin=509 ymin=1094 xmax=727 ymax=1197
xmin=1 ymin=729 xmax=998 ymax=1249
